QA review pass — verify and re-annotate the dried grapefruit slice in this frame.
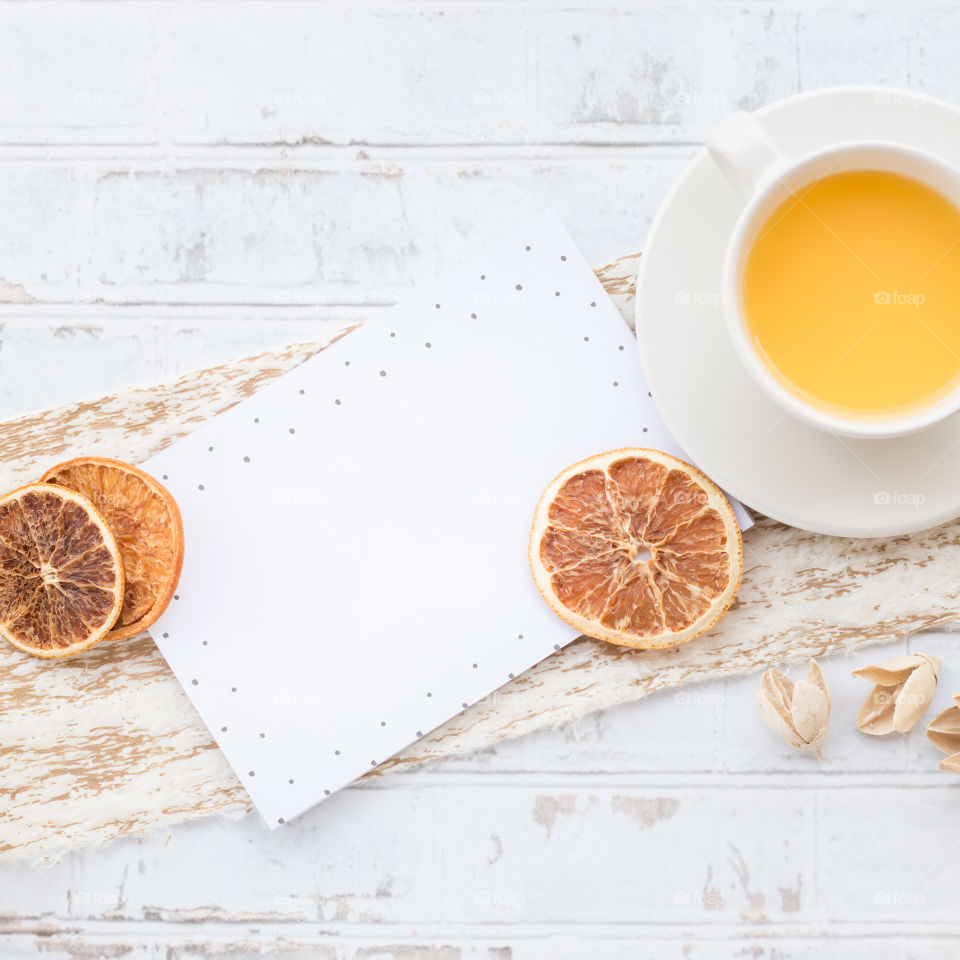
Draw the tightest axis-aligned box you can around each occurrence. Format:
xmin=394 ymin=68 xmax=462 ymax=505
xmin=0 ymin=483 xmax=125 ymax=658
xmin=41 ymin=458 xmax=184 ymax=641
xmin=529 ymin=449 xmax=743 ymax=649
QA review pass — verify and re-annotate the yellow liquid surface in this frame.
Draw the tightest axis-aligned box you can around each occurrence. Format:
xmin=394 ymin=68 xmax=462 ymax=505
xmin=742 ymin=169 xmax=960 ymax=418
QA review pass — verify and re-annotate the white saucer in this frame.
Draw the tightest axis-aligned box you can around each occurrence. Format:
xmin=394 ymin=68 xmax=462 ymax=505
xmin=635 ymin=85 xmax=960 ymax=538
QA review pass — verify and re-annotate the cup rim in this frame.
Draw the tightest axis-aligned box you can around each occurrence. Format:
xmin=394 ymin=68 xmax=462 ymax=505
xmin=722 ymin=140 xmax=960 ymax=440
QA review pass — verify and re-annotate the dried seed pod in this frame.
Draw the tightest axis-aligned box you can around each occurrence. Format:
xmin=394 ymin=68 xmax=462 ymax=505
xmin=756 ymin=659 xmax=830 ymax=760
xmin=940 ymin=754 xmax=960 ymax=774
xmin=926 ymin=692 xmax=960 ymax=774
xmin=852 ymin=653 xmax=940 ymax=735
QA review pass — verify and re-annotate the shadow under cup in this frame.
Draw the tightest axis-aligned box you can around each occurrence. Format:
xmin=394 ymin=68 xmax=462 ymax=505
xmin=724 ymin=143 xmax=960 ymax=440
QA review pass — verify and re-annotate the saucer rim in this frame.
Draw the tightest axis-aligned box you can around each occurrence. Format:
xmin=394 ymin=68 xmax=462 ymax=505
xmin=634 ymin=84 xmax=960 ymax=538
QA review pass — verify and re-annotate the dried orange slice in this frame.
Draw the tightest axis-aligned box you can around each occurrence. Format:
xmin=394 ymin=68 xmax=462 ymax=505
xmin=530 ymin=449 xmax=743 ymax=649
xmin=0 ymin=483 xmax=125 ymax=657
xmin=41 ymin=458 xmax=184 ymax=641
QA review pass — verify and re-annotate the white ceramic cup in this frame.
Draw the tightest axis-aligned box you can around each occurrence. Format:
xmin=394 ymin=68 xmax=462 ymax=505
xmin=707 ymin=111 xmax=960 ymax=439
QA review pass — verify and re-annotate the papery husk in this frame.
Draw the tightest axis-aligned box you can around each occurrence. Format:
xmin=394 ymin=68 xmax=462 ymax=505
xmin=756 ymin=671 xmax=804 ymax=750
xmin=893 ymin=659 xmax=940 ymax=732
xmin=940 ymin=753 xmax=960 ymax=774
xmin=856 ymin=685 xmax=897 ymax=736
xmin=926 ymin=704 xmax=960 ymax=757
xmin=852 ymin=654 xmax=931 ymax=686
xmin=853 ymin=653 xmax=940 ymax=735
xmin=756 ymin=660 xmax=830 ymax=760
xmin=792 ymin=660 xmax=830 ymax=752
xmin=765 ymin=668 xmax=795 ymax=714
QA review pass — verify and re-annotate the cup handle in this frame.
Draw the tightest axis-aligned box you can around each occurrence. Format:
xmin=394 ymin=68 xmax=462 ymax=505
xmin=706 ymin=112 xmax=785 ymax=199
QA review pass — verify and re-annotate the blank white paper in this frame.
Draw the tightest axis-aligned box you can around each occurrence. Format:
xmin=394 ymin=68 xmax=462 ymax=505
xmin=144 ymin=213 xmax=751 ymax=827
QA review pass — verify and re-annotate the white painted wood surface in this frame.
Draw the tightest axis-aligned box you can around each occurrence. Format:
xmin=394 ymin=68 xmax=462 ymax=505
xmin=3 ymin=2 xmax=960 ymax=957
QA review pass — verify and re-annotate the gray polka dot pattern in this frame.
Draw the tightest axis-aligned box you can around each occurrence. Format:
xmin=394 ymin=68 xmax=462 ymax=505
xmin=141 ymin=217 xmax=677 ymax=828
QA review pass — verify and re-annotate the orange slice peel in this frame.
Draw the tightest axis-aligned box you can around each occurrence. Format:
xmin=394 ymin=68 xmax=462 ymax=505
xmin=529 ymin=448 xmax=743 ymax=649
xmin=41 ymin=457 xmax=184 ymax=641
xmin=0 ymin=483 xmax=125 ymax=658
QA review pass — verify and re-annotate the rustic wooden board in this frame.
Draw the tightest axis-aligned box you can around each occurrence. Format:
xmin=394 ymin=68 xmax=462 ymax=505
xmin=2 ymin=251 xmax=958 ymax=862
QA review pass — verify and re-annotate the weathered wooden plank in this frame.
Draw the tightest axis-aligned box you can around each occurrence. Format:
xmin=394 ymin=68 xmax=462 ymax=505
xmin=0 ymin=157 xmax=683 ymax=305
xmin=158 ymin=2 xmax=800 ymax=146
xmin=819 ymin=786 xmax=960 ymax=922
xmin=0 ymin=168 xmax=79 ymax=302
xmin=0 ymin=1 xmax=804 ymax=146
xmin=83 ymin=158 xmax=680 ymax=304
xmin=2 ymin=1 xmax=947 ymax=152
xmin=0 ymin=3 xmax=158 ymax=142
xmin=2 ymin=930 xmax=959 ymax=960
xmin=2 ymin=777 xmax=959 ymax=926
xmin=0 ymin=780 xmax=816 ymax=923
